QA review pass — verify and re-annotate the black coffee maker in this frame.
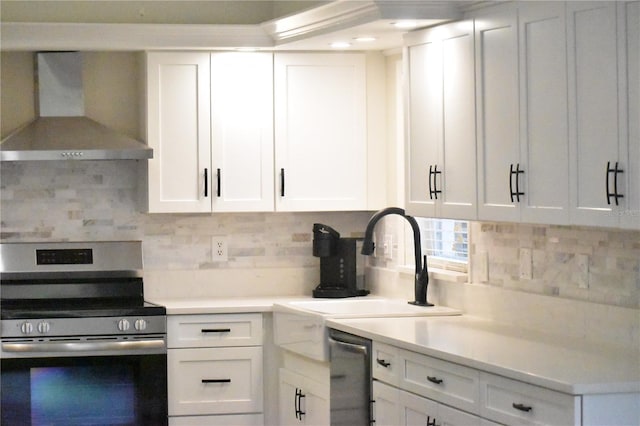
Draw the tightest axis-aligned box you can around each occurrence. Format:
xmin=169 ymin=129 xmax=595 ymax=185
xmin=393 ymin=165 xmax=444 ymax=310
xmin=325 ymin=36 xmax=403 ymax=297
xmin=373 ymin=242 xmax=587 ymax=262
xmin=312 ymin=223 xmax=369 ymax=298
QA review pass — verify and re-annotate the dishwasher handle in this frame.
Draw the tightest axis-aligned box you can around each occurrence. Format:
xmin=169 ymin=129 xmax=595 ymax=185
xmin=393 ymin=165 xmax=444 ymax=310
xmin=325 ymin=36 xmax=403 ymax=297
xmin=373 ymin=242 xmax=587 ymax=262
xmin=328 ymin=334 xmax=369 ymax=356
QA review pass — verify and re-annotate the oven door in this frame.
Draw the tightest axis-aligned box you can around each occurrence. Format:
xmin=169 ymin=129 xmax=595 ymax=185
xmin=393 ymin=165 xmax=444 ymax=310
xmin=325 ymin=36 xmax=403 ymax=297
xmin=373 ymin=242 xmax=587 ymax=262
xmin=1 ymin=343 xmax=167 ymax=426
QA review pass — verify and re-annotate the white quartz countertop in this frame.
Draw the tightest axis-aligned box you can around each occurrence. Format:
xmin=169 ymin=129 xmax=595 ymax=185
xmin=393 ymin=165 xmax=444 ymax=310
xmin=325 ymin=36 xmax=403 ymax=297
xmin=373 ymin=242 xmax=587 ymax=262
xmin=326 ymin=315 xmax=640 ymax=395
xmin=148 ymin=296 xmax=310 ymax=314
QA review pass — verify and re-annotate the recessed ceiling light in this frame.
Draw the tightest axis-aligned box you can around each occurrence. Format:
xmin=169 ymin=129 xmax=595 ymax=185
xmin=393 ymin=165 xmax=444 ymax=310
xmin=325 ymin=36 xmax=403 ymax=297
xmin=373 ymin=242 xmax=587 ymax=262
xmin=354 ymin=36 xmax=377 ymax=42
xmin=330 ymin=41 xmax=351 ymax=49
xmin=393 ymin=21 xmax=418 ymax=29
xmin=235 ymin=47 xmax=259 ymax=52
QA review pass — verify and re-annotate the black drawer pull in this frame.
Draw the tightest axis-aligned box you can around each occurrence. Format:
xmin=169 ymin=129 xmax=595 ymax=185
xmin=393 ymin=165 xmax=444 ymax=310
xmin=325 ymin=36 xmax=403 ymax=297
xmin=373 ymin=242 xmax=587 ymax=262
xmin=512 ymin=402 xmax=533 ymax=412
xmin=427 ymin=376 xmax=443 ymax=385
xmin=376 ymin=358 xmax=391 ymax=368
xmin=204 ymin=168 xmax=209 ymax=197
xmin=216 ymin=168 xmax=221 ymax=197
xmin=202 ymin=378 xmax=231 ymax=384
xmin=201 ymin=328 xmax=231 ymax=333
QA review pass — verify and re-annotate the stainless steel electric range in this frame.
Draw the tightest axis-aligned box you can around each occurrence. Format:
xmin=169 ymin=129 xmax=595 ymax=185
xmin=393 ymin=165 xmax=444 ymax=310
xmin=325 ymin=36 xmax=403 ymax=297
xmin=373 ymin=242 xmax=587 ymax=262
xmin=0 ymin=241 xmax=168 ymax=426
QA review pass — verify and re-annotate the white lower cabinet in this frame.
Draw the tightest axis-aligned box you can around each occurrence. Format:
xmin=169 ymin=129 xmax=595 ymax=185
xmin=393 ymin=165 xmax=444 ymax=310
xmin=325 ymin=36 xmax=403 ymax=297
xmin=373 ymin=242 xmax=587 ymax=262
xmin=277 ymin=352 xmax=330 ymax=425
xmin=373 ymin=380 xmax=494 ymax=426
xmin=371 ymin=341 xmax=636 ymax=426
xmin=167 ymin=314 xmax=264 ymax=425
xmin=480 ymin=372 xmax=579 ymax=426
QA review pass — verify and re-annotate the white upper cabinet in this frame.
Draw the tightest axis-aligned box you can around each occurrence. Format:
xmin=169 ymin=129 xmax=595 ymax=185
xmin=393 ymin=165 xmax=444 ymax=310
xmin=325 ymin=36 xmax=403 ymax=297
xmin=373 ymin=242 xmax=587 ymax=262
xmin=475 ymin=5 xmax=520 ymax=223
xmin=146 ymin=52 xmax=212 ymax=213
xmin=146 ymin=51 xmax=374 ymax=213
xmin=405 ymin=21 xmax=477 ymax=220
xmin=476 ymin=2 xmax=570 ymax=225
xmin=146 ymin=51 xmax=273 ymax=213
xmin=625 ymin=1 xmax=639 ymax=229
xmin=210 ymin=52 xmax=274 ymax=212
xmin=568 ymin=1 xmax=639 ymax=229
xmin=274 ymin=53 xmax=367 ymax=212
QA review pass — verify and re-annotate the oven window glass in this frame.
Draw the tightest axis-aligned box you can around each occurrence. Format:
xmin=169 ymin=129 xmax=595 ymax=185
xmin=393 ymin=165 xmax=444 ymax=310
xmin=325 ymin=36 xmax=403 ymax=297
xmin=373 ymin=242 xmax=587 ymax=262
xmin=31 ymin=366 xmax=135 ymax=424
xmin=1 ymin=355 xmax=167 ymax=426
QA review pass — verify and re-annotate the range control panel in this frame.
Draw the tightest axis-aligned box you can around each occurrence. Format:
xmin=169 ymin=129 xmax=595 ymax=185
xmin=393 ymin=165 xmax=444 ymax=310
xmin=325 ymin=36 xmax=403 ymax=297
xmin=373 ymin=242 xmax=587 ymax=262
xmin=36 ymin=248 xmax=93 ymax=265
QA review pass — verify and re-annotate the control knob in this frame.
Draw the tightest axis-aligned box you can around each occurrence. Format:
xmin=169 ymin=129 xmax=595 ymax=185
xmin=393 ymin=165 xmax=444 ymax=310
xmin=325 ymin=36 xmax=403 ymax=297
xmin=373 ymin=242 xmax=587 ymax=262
xmin=134 ymin=319 xmax=147 ymax=331
xmin=20 ymin=322 xmax=34 ymax=334
xmin=37 ymin=321 xmax=51 ymax=334
xmin=117 ymin=319 xmax=131 ymax=332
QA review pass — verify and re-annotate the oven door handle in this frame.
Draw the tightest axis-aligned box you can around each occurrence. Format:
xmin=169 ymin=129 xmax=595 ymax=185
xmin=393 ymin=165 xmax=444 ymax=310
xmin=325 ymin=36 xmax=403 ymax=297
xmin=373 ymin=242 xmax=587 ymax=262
xmin=2 ymin=339 xmax=166 ymax=353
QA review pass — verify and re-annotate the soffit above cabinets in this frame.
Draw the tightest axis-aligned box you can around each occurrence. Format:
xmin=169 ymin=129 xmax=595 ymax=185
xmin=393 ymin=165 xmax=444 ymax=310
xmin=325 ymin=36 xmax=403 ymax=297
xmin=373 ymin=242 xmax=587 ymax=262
xmin=0 ymin=1 xmax=473 ymax=51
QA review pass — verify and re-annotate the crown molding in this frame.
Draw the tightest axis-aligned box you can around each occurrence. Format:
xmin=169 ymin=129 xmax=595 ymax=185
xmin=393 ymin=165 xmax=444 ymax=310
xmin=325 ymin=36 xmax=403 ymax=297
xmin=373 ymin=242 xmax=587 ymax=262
xmin=0 ymin=22 xmax=273 ymax=51
xmin=0 ymin=1 xmax=469 ymax=51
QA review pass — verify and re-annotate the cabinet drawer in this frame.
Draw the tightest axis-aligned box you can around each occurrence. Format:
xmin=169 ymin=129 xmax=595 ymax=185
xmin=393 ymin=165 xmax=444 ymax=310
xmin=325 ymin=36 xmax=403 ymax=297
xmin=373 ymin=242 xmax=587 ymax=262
xmin=372 ymin=342 xmax=400 ymax=386
xmin=401 ymin=349 xmax=481 ymax=414
xmin=168 ymin=346 xmax=263 ymax=416
xmin=169 ymin=414 xmax=263 ymax=426
xmin=168 ymin=314 xmax=263 ymax=348
xmin=480 ymin=372 xmax=580 ymax=426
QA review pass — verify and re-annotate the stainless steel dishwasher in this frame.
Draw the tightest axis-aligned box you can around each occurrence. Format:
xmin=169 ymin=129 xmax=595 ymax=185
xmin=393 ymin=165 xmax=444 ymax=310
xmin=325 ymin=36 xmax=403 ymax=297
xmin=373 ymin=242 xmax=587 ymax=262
xmin=329 ymin=328 xmax=372 ymax=425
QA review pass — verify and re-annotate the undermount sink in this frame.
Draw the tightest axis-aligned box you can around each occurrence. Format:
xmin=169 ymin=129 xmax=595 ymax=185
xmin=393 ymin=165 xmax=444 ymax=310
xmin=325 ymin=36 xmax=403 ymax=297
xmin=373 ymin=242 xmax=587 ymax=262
xmin=285 ymin=298 xmax=457 ymax=317
xmin=272 ymin=297 xmax=461 ymax=361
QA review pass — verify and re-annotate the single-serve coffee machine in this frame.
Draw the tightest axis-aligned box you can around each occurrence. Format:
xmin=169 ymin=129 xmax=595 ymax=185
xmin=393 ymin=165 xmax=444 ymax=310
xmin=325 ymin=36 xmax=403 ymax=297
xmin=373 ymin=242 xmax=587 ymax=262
xmin=312 ymin=223 xmax=369 ymax=298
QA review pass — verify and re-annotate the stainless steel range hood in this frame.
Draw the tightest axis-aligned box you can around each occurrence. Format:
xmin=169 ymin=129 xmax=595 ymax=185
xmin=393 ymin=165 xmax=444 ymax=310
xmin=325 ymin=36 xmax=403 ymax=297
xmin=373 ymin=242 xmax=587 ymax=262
xmin=0 ymin=52 xmax=152 ymax=161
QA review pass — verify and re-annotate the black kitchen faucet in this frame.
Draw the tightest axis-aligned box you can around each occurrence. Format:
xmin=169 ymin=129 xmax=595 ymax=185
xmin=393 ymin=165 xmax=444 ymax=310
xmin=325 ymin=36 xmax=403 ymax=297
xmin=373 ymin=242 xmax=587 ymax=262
xmin=361 ymin=207 xmax=433 ymax=306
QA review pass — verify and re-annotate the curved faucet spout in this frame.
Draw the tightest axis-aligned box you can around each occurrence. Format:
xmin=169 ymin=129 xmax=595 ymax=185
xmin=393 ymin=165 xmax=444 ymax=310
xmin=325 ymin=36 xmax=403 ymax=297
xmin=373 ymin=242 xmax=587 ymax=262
xmin=361 ymin=207 xmax=433 ymax=306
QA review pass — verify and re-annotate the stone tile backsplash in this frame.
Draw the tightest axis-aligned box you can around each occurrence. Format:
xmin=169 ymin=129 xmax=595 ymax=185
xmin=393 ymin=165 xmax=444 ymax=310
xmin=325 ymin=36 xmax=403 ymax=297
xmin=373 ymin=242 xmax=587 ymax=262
xmin=471 ymin=222 xmax=640 ymax=309
xmin=1 ymin=160 xmax=638 ymax=309
xmin=0 ymin=161 xmax=371 ymax=271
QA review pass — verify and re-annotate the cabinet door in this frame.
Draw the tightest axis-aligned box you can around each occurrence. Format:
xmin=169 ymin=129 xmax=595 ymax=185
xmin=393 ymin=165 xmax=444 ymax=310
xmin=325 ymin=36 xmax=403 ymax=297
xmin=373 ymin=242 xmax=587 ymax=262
xmin=568 ymin=2 xmax=624 ymax=226
xmin=622 ymin=1 xmax=639 ymax=230
xmin=301 ymin=374 xmax=330 ymax=426
xmin=406 ymin=21 xmax=476 ymax=220
xmin=210 ymin=52 xmax=274 ymax=212
xmin=475 ymin=5 xmax=520 ymax=222
xmin=278 ymin=368 xmax=329 ymax=426
xmin=146 ymin=52 xmax=211 ymax=213
xmin=439 ymin=21 xmax=477 ymax=220
xmin=274 ymin=53 xmax=367 ymax=211
xmin=406 ymin=38 xmax=441 ymax=218
xmin=372 ymin=380 xmax=400 ymax=426
xmin=399 ymin=388 xmax=440 ymax=426
xmin=518 ymin=2 xmax=570 ymax=224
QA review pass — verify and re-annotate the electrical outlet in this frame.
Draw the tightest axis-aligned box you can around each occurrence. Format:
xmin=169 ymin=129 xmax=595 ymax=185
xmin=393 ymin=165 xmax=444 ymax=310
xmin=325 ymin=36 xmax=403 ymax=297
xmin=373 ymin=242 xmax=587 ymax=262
xmin=576 ymin=254 xmax=589 ymax=289
xmin=383 ymin=234 xmax=393 ymax=260
xmin=211 ymin=236 xmax=228 ymax=262
xmin=519 ymin=248 xmax=532 ymax=280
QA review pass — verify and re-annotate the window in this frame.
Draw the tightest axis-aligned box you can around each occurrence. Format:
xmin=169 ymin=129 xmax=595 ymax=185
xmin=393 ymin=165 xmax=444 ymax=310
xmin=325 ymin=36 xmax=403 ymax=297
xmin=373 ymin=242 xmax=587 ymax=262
xmin=415 ymin=218 xmax=469 ymax=273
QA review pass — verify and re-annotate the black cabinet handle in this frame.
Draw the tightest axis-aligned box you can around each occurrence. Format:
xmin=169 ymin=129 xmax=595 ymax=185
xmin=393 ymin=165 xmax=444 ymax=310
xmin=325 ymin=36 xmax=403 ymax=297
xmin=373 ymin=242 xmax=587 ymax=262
xmin=428 ymin=165 xmax=434 ymax=200
xmin=295 ymin=388 xmax=305 ymax=420
xmin=606 ymin=161 xmax=624 ymax=206
xmin=509 ymin=163 xmax=525 ymax=202
xmin=204 ymin=168 xmax=208 ymax=197
xmin=201 ymin=378 xmax=231 ymax=383
xmin=427 ymin=376 xmax=443 ymax=385
xmin=427 ymin=416 xmax=437 ymax=426
xmin=376 ymin=358 xmax=391 ymax=368
xmin=216 ymin=168 xmax=221 ymax=197
xmin=280 ymin=168 xmax=286 ymax=197
xmin=512 ymin=402 xmax=533 ymax=412
xmin=201 ymin=328 xmax=231 ymax=333
xmin=428 ymin=165 xmax=442 ymax=200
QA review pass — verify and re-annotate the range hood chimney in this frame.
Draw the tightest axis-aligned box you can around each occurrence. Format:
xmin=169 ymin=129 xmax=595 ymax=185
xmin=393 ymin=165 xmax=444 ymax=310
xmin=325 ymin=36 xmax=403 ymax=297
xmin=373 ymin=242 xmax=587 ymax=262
xmin=0 ymin=52 xmax=153 ymax=161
